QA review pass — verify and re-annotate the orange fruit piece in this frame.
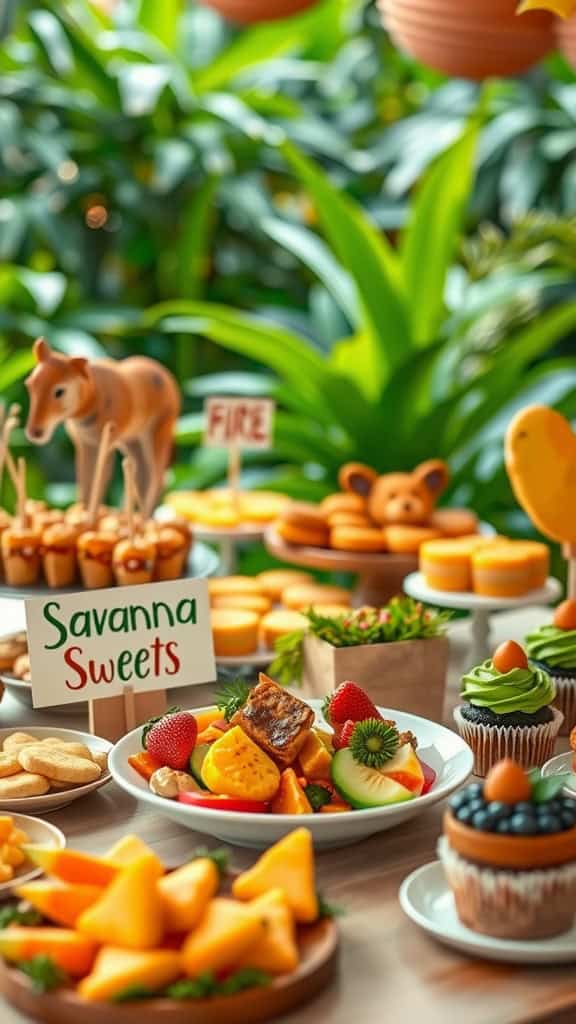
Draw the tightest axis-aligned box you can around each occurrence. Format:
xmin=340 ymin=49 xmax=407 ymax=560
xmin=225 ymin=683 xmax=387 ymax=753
xmin=554 ymin=599 xmax=576 ymax=631
xmin=492 ymin=640 xmax=528 ymax=674
xmin=484 ymin=758 xmax=531 ymax=805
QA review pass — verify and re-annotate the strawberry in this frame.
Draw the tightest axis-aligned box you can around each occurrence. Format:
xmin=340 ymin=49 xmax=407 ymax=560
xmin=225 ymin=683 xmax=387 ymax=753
xmin=334 ymin=720 xmax=356 ymax=750
xmin=144 ymin=711 xmax=198 ymax=770
xmin=327 ymin=681 xmax=381 ymax=725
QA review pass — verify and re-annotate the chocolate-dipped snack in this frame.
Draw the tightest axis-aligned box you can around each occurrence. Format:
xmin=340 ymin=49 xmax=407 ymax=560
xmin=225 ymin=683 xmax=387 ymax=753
xmin=77 ymin=530 xmax=117 ymax=589
xmin=113 ymin=536 xmax=156 ymax=586
xmin=41 ymin=522 xmax=78 ymax=588
xmin=154 ymin=524 xmax=188 ymax=581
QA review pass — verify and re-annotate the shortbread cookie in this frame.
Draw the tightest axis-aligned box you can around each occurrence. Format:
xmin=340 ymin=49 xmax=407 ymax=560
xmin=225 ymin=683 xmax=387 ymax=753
xmin=40 ymin=739 xmax=94 ymax=761
xmin=0 ymin=753 xmax=21 ymax=778
xmin=48 ymin=780 xmax=80 ymax=791
xmin=0 ymin=772 xmax=50 ymax=799
xmin=2 ymin=732 xmax=37 ymax=754
xmin=18 ymin=747 xmax=101 ymax=784
xmin=92 ymin=751 xmax=109 ymax=773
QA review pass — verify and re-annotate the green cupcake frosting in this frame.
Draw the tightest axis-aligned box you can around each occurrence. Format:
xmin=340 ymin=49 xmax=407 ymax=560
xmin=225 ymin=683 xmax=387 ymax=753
xmin=460 ymin=660 xmax=555 ymax=714
xmin=525 ymin=625 xmax=576 ymax=671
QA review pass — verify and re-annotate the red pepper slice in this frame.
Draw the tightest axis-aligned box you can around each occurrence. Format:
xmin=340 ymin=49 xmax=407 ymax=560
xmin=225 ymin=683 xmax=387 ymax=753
xmin=178 ymin=792 xmax=269 ymax=814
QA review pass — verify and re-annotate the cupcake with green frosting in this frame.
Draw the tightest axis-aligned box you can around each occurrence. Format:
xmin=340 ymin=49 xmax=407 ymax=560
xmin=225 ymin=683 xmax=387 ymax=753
xmin=526 ymin=599 xmax=576 ymax=736
xmin=454 ymin=640 xmax=562 ymax=776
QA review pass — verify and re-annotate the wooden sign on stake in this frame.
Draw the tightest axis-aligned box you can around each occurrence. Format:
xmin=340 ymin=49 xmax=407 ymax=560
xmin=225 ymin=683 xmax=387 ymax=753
xmin=204 ymin=397 xmax=275 ymax=498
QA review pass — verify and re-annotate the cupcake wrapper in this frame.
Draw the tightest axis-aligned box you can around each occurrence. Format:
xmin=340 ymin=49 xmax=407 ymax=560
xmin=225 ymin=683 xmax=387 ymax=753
xmin=438 ymin=837 xmax=576 ymax=939
xmin=453 ymin=705 xmax=563 ymax=777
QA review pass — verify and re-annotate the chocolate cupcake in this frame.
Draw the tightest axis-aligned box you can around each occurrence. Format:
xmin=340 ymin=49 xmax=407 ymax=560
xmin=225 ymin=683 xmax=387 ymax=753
xmin=439 ymin=759 xmax=576 ymax=940
xmin=526 ymin=599 xmax=576 ymax=737
xmin=453 ymin=640 xmax=562 ymax=776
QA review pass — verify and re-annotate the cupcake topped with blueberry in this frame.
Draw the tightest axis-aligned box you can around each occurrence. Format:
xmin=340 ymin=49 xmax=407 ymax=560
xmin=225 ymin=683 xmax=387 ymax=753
xmin=453 ymin=640 xmax=562 ymax=776
xmin=439 ymin=758 xmax=576 ymax=940
xmin=526 ymin=599 xmax=576 ymax=737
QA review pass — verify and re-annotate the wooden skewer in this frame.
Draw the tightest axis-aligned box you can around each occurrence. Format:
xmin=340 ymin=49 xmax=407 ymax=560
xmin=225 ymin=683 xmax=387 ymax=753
xmin=87 ymin=422 xmax=115 ymax=528
xmin=16 ymin=457 xmax=27 ymax=528
xmin=228 ymin=440 xmax=241 ymax=511
xmin=1 ymin=410 xmax=21 ymax=504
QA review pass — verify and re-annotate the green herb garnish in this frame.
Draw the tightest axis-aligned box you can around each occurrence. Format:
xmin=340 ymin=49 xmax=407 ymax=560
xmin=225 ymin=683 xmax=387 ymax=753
xmin=304 ymin=784 xmax=332 ymax=812
xmin=166 ymin=972 xmax=217 ymax=999
xmin=0 ymin=904 xmax=43 ymax=929
xmin=216 ymin=679 xmax=252 ymax=722
xmin=218 ymin=968 xmax=270 ymax=995
xmin=349 ymin=719 xmax=399 ymax=769
xmin=18 ymin=955 xmax=68 ymax=993
xmin=269 ymin=630 xmax=305 ymax=687
xmin=317 ymin=893 xmax=345 ymax=919
xmin=142 ymin=705 xmax=181 ymax=748
xmin=189 ymin=846 xmax=229 ymax=877
xmin=112 ymin=985 xmax=158 ymax=1003
xmin=531 ymin=773 xmax=571 ymax=804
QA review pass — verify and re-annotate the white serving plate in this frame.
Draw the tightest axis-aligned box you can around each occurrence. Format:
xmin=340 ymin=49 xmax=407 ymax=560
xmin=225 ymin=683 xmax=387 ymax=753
xmin=0 ymin=814 xmax=65 ymax=900
xmin=110 ymin=701 xmax=473 ymax=850
xmin=0 ymin=727 xmax=112 ymax=813
xmin=400 ymin=860 xmax=576 ymax=963
xmin=542 ymin=751 xmax=576 ymax=795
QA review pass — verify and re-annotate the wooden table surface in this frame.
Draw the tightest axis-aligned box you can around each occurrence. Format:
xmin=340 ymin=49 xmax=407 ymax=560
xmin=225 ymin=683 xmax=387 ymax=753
xmin=1 ymin=600 xmax=574 ymax=1024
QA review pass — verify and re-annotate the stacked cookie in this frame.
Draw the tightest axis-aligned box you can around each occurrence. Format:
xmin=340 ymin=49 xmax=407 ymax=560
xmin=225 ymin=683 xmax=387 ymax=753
xmin=209 ymin=571 xmax=352 ymax=657
xmin=420 ymin=536 xmax=550 ymax=596
xmin=0 ymin=732 xmax=108 ymax=800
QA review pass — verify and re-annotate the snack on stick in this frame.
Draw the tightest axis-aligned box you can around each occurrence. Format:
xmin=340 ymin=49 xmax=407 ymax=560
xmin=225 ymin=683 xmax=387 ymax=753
xmin=42 ymin=523 xmax=78 ymax=589
xmin=153 ymin=525 xmax=188 ymax=582
xmin=113 ymin=536 xmax=156 ymax=586
xmin=1 ymin=526 xmax=42 ymax=586
xmin=77 ymin=531 xmax=116 ymax=589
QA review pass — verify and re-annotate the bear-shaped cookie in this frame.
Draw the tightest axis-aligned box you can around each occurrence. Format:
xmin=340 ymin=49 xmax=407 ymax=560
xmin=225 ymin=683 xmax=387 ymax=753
xmin=338 ymin=460 xmax=449 ymax=527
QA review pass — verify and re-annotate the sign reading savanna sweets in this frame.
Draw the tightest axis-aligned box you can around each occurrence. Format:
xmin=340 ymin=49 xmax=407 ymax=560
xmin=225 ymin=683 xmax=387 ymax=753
xmin=25 ymin=578 xmax=216 ymax=709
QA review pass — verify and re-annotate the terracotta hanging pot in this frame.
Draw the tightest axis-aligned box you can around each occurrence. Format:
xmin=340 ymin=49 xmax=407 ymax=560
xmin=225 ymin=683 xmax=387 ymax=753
xmin=378 ymin=0 xmax=555 ymax=80
xmin=198 ymin=0 xmax=317 ymax=23
xmin=556 ymin=14 xmax=576 ymax=65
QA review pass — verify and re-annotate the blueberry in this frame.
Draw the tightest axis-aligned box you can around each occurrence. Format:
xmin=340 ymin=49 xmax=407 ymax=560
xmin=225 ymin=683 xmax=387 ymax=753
xmin=449 ymin=791 xmax=469 ymax=812
xmin=536 ymin=815 xmax=562 ymax=834
xmin=486 ymin=801 xmax=509 ymax=821
xmin=467 ymin=798 xmax=486 ymax=815
xmin=509 ymin=813 xmax=537 ymax=835
xmin=466 ymin=783 xmax=483 ymax=798
xmin=561 ymin=810 xmax=576 ymax=829
xmin=561 ymin=798 xmax=576 ymax=810
xmin=471 ymin=811 xmax=495 ymax=831
xmin=456 ymin=806 xmax=474 ymax=824
xmin=496 ymin=819 xmax=511 ymax=834
xmin=513 ymin=802 xmax=534 ymax=815
xmin=546 ymin=799 xmax=563 ymax=815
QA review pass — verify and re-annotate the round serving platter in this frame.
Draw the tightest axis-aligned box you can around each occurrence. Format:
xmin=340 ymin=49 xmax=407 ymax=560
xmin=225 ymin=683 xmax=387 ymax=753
xmin=0 ymin=541 xmax=220 ymax=600
xmin=0 ymin=915 xmax=338 ymax=1024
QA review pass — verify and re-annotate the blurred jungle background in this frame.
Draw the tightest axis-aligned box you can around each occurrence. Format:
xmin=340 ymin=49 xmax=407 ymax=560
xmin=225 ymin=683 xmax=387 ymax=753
xmin=1 ymin=0 xmax=576 ymax=556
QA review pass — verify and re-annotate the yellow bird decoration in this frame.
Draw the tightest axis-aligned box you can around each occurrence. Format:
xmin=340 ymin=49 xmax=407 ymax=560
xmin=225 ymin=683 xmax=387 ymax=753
xmin=517 ymin=0 xmax=576 ymax=16
xmin=505 ymin=406 xmax=576 ymax=545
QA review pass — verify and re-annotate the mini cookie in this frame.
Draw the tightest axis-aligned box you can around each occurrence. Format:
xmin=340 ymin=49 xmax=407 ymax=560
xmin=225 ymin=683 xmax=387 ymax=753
xmin=279 ymin=501 xmax=328 ymax=530
xmin=321 ymin=492 xmax=367 ymax=518
xmin=384 ymin=525 xmax=443 ymax=554
xmin=326 ymin=512 xmax=372 ymax=528
xmin=0 ymin=633 xmax=28 ymax=672
xmin=330 ymin=526 xmax=387 ymax=552
xmin=282 ymin=583 xmax=351 ymax=611
xmin=92 ymin=751 xmax=109 ymax=773
xmin=48 ymin=780 xmax=79 ymax=791
xmin=0 ymin=772 xmax=50 ymax=799
xmin=276 ymin=521 xmax=330 ymax=548
xmin=431 ymin=508 xmax=479 ymax=538
xmin=12 ymin=654 xmax=31 ymax=681
xmin=0 ymin=753 xmax=21 ymax=778
xmin=18 ymin=747 xmax=101 ymax=784
xmin=2 ymin=732 xmax=37 ymax=754
xmin=40 ymin=739 xmax=94 ymax=761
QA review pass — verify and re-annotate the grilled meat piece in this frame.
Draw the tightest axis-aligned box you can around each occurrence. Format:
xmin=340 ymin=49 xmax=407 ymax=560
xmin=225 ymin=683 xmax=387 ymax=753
xmin=231 ymin=674 xmax=314 ymax=767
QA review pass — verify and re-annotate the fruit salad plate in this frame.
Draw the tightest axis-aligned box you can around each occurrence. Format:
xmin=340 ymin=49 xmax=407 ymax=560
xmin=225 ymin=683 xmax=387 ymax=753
xmin=400 ymin=861 xmax=576 ymax=964
xmin=0 ymin=814 xmax=65 ymax=899
xmin=0 ymin=727 xmax=113 ymax=813
xmin=109 ymin=700 xmax=473 ymax=849
xmin=542 ymin=752 xmax=576 ymax=796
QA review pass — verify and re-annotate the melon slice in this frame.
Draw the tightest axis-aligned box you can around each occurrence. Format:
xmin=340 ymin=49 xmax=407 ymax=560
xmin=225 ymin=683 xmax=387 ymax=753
xmin=239 ymin=889 xmax=299 ymax=975
xmin=104 ymin=835 xmax=163 ymax=872
xmin=24 ymin=847 xmax=117 ymax=887
xmin=181 ymin=898 xmax=265 ymax=978
xmin=0 ymin=928 xmax=96 ymax=976
xmin=15 ymin=881 xmax=103 ymax=928
xmin=78 ymin=946 xmax=182 ymax=1002
xmin=77 ymin=854 xmax=164 ymax=950
xmin=382 ymin=744 xmax=425 ymax=796
xmin=158 ymin=858 xmax=219 ymax=933
xmin=331 ymin=748 xmax=415 ymax=808
xmin=232 ymin=828 xmax=318 ymax=924
xmin=271 ymin=769 xmax=312 ymax=815
xmin=201 ymin=726 xmax=280 ymax=802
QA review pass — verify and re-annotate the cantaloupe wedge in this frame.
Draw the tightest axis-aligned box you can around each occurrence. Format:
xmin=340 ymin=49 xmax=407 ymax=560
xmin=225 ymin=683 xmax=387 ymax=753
xmin=158 ymin=858 xmax=219 ymax=933
xmin=77 ymin=855 xmax=164 ymax=950
xmin=298 ymin=731 xmax=332 ymax=781
xmin=271 ymin=769 xmax=312 ymax=815
xmin=194 ymin=707 xmax=223 ymax=733
xmin=24 ymin=847 xmax=117 ymax=887
xmin=0 ymin=928 xmax=96 ymax=976
xmin=15 ymin=881 xmax=103 ymax=928
xmin=77 ymin=947 xmax=182 ymax=1002
xmin=104 ymin=835 xmax=163 ymax=872
xmin=181 ymin=898 xmax=266 ymax=978
xmin=233 ymin=828 xmax=318 ymax=923
xmin=239 ymin=889 xmax=299 ymax=974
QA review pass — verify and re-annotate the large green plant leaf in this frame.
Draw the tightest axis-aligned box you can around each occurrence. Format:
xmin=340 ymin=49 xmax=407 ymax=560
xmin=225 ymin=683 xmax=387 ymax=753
xmin=401 ymin=124 xmax=478 ymax=347
xmin=0 ymin=348 xmax=34 ymax=391
xmin=282 ymin=142 xmax=411 ymax=397
xmin=176 ymin=177 xmax=219 ymax=299
xmin=139 ymin=0 xmax=182 ymax=50
xmin=50 ymin=10 xmax=120 ymax=108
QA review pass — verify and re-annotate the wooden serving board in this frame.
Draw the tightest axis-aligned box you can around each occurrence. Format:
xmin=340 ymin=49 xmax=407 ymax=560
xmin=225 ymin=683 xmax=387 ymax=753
xmin=0 ymin=917 xmax=338 ymax=1024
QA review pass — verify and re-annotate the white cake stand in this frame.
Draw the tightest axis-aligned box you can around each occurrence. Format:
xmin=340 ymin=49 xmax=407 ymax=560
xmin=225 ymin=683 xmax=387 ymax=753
xmin=403 ymin=573 xmax=563 ymax=663
xmin=156 ymin=506 xmax=264 ymax=575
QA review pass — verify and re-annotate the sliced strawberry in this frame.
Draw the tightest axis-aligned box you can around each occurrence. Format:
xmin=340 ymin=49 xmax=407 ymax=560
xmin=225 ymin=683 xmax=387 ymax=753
xmin=327 ymin=681 xmax=381 ymax=725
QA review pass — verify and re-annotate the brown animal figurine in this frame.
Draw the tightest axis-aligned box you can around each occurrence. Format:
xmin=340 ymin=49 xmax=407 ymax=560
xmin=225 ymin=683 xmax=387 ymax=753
xmin=339 ymin=460 xmax=450 ymax=526
xmin=25 ymin=338 xmax=180 ymax=517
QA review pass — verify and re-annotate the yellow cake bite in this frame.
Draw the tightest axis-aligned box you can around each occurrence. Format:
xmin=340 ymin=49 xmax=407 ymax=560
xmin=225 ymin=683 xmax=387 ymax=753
xmin=282 ymin=583 xmax=351 ymax=611
xmin=260 ymin=610 xmax=309 ymax=649
xmin=208 ymin=576 xmax=265 ymax=599
xmin=257 ymin=569 xmax=313 ymax=601
xmin=210 ymin=593 xmax=272 ymax=617
xmin=211 ymin=609 xmax=260 ymax=657
xmin=472 ymin=543 xmax=534 ymax=598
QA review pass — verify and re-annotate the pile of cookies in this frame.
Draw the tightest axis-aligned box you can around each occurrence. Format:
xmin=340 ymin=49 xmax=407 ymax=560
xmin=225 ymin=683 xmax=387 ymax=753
xmin=165 ymin=489 xmax=288 ymax=529
xmin=209 ymin=570 xmax=352 ymax=657
xmin=0 ymin=732 xmax=108 ymax=801
xmin=0 ymin=633 xmax=30 ymax=682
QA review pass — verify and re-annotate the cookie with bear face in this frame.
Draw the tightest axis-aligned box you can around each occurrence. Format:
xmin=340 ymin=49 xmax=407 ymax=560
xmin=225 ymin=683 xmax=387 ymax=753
xmin=338 ymin=459 xmax=450 ymax=527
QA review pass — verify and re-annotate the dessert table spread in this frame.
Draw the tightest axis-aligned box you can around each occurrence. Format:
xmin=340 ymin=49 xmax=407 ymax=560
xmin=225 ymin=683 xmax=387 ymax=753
xmin=1 ymin=599 xmax=574 ymax=1024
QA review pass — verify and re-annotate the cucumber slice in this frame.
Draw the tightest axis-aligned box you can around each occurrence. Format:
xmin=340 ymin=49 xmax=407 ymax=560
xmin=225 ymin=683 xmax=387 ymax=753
xmin=189 ymin=744 xmax=211 ymax=789
xmin=331 ymin=748 xmax=415 ymax=809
